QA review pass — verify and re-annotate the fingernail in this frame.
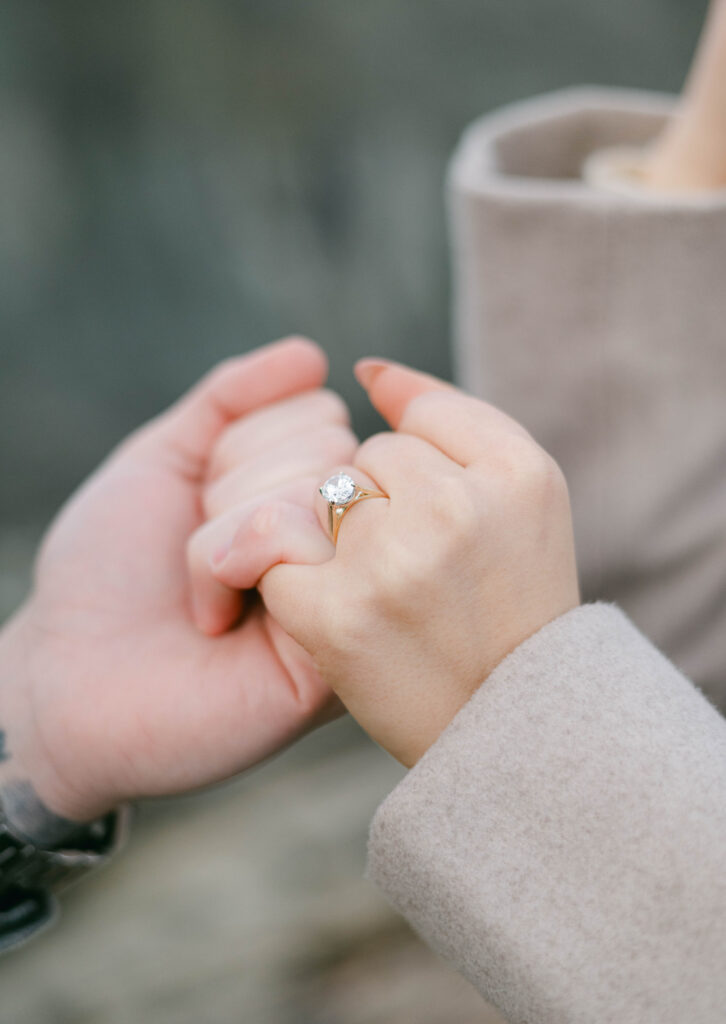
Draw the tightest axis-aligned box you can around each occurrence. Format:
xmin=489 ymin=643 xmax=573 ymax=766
xmin=354 ymin=358 xmax=392 ymax=390
xmin=210 ymin=538 xmax=233 ymax=567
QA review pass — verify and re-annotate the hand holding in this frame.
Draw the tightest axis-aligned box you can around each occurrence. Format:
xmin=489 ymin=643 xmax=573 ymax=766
xmin=213 ymin=360 xmax=580 ymax=766
xmin=187 ymin=383 xmax=355 ymax=636
xmin=0 ymin=338 xmax=355 ymax=828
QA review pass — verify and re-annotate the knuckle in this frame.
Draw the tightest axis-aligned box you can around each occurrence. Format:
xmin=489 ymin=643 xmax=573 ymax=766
xmin=518 ymin=446 xmax=567 ymax=504
xmin=249 ymin=499 xmax=287 ymax=538
xmin=371 ymin=532 xmax=444 ymax=619
xmin=377 ymin=540 xmax=424 ymax=609
xmin=317 ymin=423 xmax=359 ymax=464
xmin=535 ymin=451 xmax=568 ymax=501
xmin=424 ymin=474 xmax=479 ymax=537
xmin=490 ymin=437 xmax=568 ymax=507
xmin=207 ymin=390 xmax=350 ymax=482
xmin=333 ymin=477 xmax=480 ymax=622
xmin=317 ymin=588 xmax=372 ymax=655
xmin=315 ymin=388 xmax=351 ymax=427
xmin=355 ymin=431 xmax=395 ymax=467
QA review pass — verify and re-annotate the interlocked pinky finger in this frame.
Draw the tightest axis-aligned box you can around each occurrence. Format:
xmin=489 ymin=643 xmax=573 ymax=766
xmin=212 ymin=499 xmax=334 ymax=589
xmin=188 ymin=499 xmax=333 ymax=636
xmin=187 ymin=511 xmax=245 ymax=636
xmin=188 ymin=477 xmax=326 ymax=635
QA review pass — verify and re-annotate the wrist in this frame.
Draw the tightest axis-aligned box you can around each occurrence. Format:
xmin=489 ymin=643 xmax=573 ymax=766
xmin=0 ymin=779 xmax=112 ymax=850
xmin=0 ymin=605 xmax=115 ymax=835
xmin=397 ymin=597 xmax=581 ymax=768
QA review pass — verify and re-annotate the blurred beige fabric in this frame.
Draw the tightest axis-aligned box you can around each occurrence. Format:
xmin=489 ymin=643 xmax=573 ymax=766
xmin=450 ymin=87 xmax=726 ymax=705
xmin=367 ymin=89 xmax=726 ymax=1024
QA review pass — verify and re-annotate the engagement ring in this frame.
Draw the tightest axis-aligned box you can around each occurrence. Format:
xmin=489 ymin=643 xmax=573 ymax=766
xmin=319 ymin=473 xmax=388 ymax=544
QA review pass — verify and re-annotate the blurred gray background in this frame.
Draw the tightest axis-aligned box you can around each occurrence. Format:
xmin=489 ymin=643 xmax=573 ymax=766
xmin=0 ymin=1 xmax=708 ymax=1022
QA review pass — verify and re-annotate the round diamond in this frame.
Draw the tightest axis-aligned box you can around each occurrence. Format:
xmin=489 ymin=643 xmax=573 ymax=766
xmin=320 ymin=473 xmax=356 ymax=505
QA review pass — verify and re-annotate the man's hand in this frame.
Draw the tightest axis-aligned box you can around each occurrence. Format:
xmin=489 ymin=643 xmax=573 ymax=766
xmin=0 ymin=337 xmax=355 ymax=830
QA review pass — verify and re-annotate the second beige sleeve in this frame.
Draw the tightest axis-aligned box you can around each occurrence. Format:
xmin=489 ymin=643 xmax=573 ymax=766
xmin=448 ymin=87 xmax=726 ymax=710
xmin=368 ymin=604 xmax=726 ymax=1024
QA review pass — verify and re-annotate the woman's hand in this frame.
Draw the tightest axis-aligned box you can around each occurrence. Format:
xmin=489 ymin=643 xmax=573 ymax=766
xmin=0 ymin=338 xmax=356 ymax=829
xmin=213 ymin=360 xmax=580 ymax=767
xmin=187 ymin=383 xmax=354 ymax=636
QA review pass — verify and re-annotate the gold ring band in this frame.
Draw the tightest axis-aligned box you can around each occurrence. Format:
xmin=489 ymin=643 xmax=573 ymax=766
xmin=319 ymin=472 xmax=388 ymax=544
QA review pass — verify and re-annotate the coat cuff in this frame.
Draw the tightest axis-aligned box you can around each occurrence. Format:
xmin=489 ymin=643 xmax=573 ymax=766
xmin=0 ymin=805 xmax=129 ymax=954
xmin=449 ymin=85 xmax=726 ymax=209
xmin=367 ymin=604 xmax=726 ymax=1023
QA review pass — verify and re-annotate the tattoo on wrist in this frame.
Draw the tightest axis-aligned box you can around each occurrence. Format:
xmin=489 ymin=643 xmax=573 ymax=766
xmin=0 ymin=731 xmax=9 ymax=763
xmin=0 ymin=779 xmax=93 ymax=850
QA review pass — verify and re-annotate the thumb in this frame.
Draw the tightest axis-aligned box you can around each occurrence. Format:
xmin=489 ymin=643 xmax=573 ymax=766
xmin=354 ymin=358 xmax=455 ymax=429
xmin=124 ymin=337 xmax=328 ymax=477
xmin=208 ymin=499 xmax=331 ymax=647
xmin=188 ymin=494 xmax=333 ymax=635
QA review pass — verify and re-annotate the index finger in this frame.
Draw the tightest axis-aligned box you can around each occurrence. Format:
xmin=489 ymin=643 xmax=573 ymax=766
xmin=356 ymin=359 xmax=529 ymax=466
xmin=129 ymin=337 xmax=328 ymax=478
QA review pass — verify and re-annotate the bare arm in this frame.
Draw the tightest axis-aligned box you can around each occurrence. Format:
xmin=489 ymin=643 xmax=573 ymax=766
xmin=644 ymin=0 xmax=726 ymax=190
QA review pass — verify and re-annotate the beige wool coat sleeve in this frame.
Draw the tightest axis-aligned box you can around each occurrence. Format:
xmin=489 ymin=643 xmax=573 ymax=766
xmin=366 ymin=89 xmax=726 ymax=1024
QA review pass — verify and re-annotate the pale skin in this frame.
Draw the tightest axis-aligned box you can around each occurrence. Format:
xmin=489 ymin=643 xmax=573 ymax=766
xmin=0 ymin=337 xmax=357 ymax=834
xmin=643 ymin=0 xmax=726 ymax=192
xmin=209 ymin=360 xmax=581 ymax=767
xmin=197 ymin=5 xmax=726 ymax=771
xmin=2 ymin=2 xmax=724 ymax=843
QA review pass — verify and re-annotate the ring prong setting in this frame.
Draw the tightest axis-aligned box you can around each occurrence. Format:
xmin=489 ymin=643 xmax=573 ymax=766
xmin=319 ymin=472 xmax=388 ymax=545
xmin=319 ymin=472 xmax=357 ymax=506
